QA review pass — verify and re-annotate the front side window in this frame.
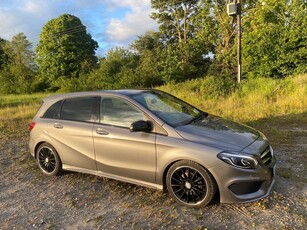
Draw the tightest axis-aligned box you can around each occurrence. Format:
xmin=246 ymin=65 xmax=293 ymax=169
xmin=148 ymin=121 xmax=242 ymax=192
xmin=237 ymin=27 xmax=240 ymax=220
xmin=100 ymin=97 xmax=144 ymax=128
xmin=132 ymin=91 xmax=202 ymax=126
xmin=61 ymin=97 xmax=96 ymax=122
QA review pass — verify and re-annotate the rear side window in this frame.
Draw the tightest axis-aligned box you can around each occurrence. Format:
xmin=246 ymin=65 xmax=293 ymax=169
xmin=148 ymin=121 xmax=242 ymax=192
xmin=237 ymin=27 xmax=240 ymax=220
xmin=42 ymin=100 xmax=62 ymax=119
xmin=61 ymin=97 xmax=96 ymax=122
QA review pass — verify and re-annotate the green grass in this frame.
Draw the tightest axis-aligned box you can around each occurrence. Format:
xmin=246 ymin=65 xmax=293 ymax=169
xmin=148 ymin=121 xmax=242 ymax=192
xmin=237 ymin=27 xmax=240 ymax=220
xmin=0 ymin=93 xmax=51 ymax=108
xmin=158 ymin=74 xmax=307 ymax=122
xmin=0 ymin=74 xmax=306 ymax=122
xmin=0 ymin=93 xmax=50 ymax=120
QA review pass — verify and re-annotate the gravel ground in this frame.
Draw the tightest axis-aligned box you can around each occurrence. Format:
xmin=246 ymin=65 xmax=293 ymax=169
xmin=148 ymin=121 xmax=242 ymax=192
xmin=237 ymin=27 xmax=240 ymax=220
xmin=0 ymin=113 xmax=306 ymax=229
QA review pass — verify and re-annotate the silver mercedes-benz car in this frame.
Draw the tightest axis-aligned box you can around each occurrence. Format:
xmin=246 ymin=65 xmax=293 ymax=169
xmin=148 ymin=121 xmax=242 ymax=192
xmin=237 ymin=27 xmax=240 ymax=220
xmin=29 ymin=89 xmax=276 ymax=207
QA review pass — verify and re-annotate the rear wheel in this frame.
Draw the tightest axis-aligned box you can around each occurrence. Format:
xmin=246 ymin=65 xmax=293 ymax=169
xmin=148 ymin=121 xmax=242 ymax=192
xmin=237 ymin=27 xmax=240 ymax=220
xmin=166 ymin=160 xmax=217 ymax=208
xmin=36 ymin=143 xmax=62 ymax=176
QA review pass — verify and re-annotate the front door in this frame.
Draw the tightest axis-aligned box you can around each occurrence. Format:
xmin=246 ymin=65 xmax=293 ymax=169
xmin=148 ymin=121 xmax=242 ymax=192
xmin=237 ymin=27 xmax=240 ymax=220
xmin=93 ymin=97 xmax=156 ymax=183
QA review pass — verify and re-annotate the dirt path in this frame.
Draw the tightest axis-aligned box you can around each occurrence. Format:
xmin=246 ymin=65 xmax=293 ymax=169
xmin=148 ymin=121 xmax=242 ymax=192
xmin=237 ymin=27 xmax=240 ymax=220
xmin=0 ymin=113 xmax=306 ymax=229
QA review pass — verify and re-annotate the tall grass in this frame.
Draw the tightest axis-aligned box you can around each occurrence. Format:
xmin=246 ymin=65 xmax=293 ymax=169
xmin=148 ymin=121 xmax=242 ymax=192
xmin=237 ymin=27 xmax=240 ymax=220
xmin=158 ymin=74 xmax=307 ymax=122
xmin=0 ymin=93 xmax=50 ymax=120
xmin=0 ymin=93 xmax=51 ymax=108
xmin=0 ymin=75 xmax=306 ymax=122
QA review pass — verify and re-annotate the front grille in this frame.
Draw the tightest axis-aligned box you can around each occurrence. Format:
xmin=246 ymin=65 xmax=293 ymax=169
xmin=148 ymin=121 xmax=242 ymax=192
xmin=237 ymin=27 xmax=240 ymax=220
xmin=260 ymin=146 xmax=273 ymax=167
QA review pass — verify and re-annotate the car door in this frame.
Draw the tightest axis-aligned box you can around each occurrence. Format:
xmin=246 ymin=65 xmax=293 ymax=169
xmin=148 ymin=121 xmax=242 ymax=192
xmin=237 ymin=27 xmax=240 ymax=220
xmin=93 ymin=96 xmax=156 ymax=183
xmin=43 ymin=96 xmax=97 ymax=170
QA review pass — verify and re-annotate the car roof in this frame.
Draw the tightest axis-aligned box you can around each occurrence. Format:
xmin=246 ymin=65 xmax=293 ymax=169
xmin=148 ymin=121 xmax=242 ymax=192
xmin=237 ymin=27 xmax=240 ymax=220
xmin=43 ymin=89 xmax=156 ymax=102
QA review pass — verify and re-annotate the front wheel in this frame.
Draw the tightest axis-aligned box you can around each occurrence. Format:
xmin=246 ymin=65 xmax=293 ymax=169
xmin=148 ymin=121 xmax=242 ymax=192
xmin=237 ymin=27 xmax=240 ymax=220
xmin=36 ymin=143 xmax=62 ymax=176
xmin=166 ymin=160 xmax=217 ymax=208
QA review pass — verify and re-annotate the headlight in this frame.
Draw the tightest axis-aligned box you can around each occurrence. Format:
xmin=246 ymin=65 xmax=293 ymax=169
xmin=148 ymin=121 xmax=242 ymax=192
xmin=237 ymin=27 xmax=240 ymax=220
xmin=217 ymin=152 xmax=258 ymax=169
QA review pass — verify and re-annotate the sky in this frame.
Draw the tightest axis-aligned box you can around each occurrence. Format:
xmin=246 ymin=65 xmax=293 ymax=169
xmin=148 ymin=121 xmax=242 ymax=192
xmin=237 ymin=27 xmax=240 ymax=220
xmin=0 ymin=0 xmax=158 ymax=56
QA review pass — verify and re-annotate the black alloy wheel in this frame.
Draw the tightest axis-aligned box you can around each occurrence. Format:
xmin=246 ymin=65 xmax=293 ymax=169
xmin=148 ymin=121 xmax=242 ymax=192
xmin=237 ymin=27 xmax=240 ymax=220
xmin=37 ymin=143 xmax=62 ymax=176
xmin=166 ymin=160 xmax=217 ymax=208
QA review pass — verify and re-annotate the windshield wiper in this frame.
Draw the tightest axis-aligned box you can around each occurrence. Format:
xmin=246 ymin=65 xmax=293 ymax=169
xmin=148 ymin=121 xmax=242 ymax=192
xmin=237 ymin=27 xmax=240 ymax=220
xmin=187 ymin=112 xmax=206 ymax=125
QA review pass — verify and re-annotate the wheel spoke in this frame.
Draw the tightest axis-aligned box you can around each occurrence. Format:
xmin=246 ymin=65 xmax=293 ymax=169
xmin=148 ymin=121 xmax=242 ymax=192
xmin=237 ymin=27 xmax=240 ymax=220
xmin=192 ymin=190 xmax=201 ymax=200
xmin=171 ymin=183 xmax=181 ymax=187
xmin=186 ymin=168 xmax=190 ymax=179
xmin=173 ymin=187 xmax=184 ymax=193
xmin=186 ymin=193 xmax=190 ymax=203
xmin=178 ymin=190 xmax=186 ymax=199
xmin=178 ymin=168 xmax=187 ymax=179
xmin=190 ymin=192 xmax=196 ymax=203
xmin=193 ymin=186 xmax=205 ymax=195
xmin=194 ymin=176 xmax=203 ymax=183
xmin=190 ymin=170 xmax=197 ymax=181
xmin=171 ymin=177 xmax=183 ymax=184
xmin=174 ymin=170 xmax=183 ymax=179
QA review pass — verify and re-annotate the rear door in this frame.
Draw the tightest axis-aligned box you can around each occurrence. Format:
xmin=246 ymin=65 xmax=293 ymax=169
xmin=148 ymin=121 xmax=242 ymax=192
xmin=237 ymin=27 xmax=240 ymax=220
xmin=93 ymin=96 xmax=156 ymax=183
xmin=42 ymin=96 xmax=97 ymax=170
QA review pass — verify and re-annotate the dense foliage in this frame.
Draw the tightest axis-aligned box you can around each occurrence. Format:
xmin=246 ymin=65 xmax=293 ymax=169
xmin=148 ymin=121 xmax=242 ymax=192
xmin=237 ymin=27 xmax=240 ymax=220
xmin=0 ymin=1 xmax=306 ymax=94
xmin=0 ymin=33 xmax=36 ymax=94
xmin=35 ymin=14 xmax=98 ymax=91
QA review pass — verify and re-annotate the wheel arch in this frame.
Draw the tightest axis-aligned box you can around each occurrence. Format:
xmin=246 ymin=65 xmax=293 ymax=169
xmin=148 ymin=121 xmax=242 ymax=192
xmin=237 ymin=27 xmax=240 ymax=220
xmin=162 ymin=159 xmax=220 ymax=198
xmin=34 ymin=141 xmax=47 ymax=158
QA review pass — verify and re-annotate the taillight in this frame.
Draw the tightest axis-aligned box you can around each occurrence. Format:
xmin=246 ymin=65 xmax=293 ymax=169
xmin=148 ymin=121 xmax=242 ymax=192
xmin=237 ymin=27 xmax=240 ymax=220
xmin=29 ymin=122 xmax=36 ymax=132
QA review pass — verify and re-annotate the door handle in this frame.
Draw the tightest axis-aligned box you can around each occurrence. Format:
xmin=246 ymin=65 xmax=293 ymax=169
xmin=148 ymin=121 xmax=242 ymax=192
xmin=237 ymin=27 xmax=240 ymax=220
xmin=54 ymin=123 xmax=63 ymax=129
xmin=96 ymin=128 xmax=109 ymax=135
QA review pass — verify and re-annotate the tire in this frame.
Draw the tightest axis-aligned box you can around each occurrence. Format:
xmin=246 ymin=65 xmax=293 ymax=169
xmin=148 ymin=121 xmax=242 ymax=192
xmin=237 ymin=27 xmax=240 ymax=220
xmin=36 ymin=143 xmax=62 ymax=176
xmin=166 ymin=160 xmax=217 ymax=208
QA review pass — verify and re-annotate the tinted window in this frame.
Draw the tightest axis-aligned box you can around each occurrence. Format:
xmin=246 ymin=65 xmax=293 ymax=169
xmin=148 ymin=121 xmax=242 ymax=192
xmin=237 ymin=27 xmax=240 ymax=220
xmin=43 ymin=100 xmax=62 ymax=119
xmin=61 ymin=97 xmax=96 ymax=122
xmin=100 ymin=97 xmax=144 ymax=127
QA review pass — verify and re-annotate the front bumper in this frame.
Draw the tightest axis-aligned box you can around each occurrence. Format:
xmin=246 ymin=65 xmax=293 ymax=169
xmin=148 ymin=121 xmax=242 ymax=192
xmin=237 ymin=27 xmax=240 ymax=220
xmin=210 ymin=159 xmax=276 ymax=204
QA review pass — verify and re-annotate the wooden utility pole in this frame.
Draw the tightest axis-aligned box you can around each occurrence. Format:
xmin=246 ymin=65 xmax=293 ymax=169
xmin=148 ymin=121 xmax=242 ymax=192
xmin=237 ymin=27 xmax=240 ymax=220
xmin=237 ymin=0 xmax=242 ymax=83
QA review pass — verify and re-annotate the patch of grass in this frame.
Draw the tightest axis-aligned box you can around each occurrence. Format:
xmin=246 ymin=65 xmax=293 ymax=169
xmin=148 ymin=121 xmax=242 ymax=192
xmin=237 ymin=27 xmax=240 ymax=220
xmin=158 ymin=74 xmax=307 ymax=122
xmin=0 ymin=93 xmax=50 ymax=108
xmin=0 ymin=93 xmax=51 ymax=121
xmin=1 ymin=75 xmax=306 ymax=123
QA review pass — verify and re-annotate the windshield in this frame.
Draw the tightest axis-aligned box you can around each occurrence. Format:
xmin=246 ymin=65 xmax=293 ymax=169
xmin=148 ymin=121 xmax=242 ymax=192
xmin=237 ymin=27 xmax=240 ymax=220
xmin=131 ymin=91 xmax=203 ymax=126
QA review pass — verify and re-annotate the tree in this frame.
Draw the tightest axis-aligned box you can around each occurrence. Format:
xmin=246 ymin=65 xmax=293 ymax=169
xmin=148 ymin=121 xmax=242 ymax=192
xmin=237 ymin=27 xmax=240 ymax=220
xmin=82 ymin=47 xmax=140 ymax=90
xmin=191 ymin=0 xmax=238 ymax=78
xmin=242 ymin=0 xmax=307 ymax=78
xmin=0 ymin=38 xmax=9 ymax=70
xmin=151 ymin=0 xmax=200 ymax=45
xmin=36 ymin=14 xmax=98 ymax=90
xmin=0 ymin=33 xmax=36 ymax=94
xmin=151 ymin=0 xmax=211 ymax=81
xmin=4 ymin=33 xmax=36 ymax=70
xmin=130 ymin=31 xmax=164 ymax=86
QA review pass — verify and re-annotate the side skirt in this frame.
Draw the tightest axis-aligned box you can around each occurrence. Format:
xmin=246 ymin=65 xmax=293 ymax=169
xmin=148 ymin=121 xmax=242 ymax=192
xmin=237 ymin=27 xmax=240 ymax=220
xmin=62 ymin=164 xmax=163 ymax=190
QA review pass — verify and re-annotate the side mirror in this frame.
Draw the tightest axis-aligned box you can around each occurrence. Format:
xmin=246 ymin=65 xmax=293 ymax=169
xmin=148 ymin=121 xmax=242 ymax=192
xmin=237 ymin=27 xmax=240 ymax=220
xmin=130 ymin=120 xmax=152 ymax=132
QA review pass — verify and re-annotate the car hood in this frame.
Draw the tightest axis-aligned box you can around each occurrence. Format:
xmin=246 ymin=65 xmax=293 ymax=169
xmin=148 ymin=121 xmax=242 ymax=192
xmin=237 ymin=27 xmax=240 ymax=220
xmin=175 ymin=114 xmax=259 ymax=151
